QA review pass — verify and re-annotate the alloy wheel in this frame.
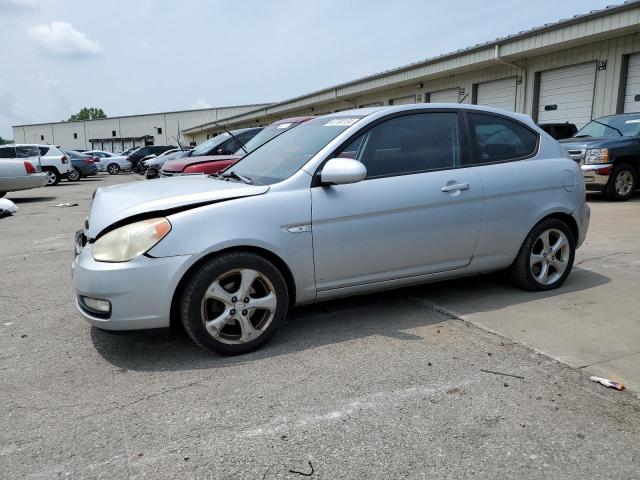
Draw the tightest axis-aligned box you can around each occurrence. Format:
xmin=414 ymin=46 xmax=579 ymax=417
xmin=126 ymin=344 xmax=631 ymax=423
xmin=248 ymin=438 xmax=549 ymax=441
xmin=108 ymin=164 xmax=119 ymax=175
xmin=529 ymin=228 xmax=570 ymax=286
xmin=68 ymin=169 xmax=80 ymax=181
xmin=46 ymin=171 xmax=56 ymax=185
xmin=615 ymin=170 xmax=634 ymax=197
xmin=200 ymin=268 xmax=277 ymax=344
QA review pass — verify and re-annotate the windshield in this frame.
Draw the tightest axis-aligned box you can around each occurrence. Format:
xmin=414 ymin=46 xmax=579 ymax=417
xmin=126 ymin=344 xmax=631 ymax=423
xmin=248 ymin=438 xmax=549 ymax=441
xmin=191 ymin=133 xmax=230 ymax=156
xmin=575 ymin=115 xmax=640 ymax=138
xmin=234 ymin=122 xmax=301 ymax=156
xmin=230 ymin=115 xmax=364 ymax=185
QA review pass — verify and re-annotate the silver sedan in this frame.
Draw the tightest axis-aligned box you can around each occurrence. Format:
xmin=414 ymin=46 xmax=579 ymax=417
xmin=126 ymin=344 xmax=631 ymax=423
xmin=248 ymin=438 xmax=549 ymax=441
xmin=72 ymin=105 xmax=589 ymax=355
xmin=0 ymin=157 xmax=48 ymax=197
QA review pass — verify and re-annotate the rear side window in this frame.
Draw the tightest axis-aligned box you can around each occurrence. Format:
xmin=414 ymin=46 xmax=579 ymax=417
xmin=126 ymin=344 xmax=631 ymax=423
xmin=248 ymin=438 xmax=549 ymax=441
xmin=336 ymin=112 xmax=460 ymax=178
xmin=16 ymin=146 xmax=40 ymax=158
xmin=39 ymin=147 xmax=49 ymax=156
xmin=0 ymin=147 xmax=16 ymax=159
xmin=467 ymin=113 xmax=537 ymax=164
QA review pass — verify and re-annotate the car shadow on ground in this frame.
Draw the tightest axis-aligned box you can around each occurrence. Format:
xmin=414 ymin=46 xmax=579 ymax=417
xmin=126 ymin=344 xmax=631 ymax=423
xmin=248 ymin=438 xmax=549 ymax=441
xmin=91 ymin=267 xmax=610 ymax=372
xmin=8 ymin=196 xmax=57 ymax=203
xmin=586 ymin=191 xmax=640 ymax=203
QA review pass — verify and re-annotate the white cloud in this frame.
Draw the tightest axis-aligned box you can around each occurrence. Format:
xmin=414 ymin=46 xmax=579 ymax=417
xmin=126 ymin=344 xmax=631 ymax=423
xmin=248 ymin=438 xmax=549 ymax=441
xmin=0 ymin=0 xmax=38 ymax=14
xmin=192 ymin=98 xmax=211 ymax=109
xmin=27 ymin=22 xmax=102 ymax=59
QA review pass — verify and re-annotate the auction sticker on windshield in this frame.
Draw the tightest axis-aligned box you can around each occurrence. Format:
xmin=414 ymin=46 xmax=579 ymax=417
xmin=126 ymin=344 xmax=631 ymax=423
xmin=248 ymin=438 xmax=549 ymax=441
xmin=324 ymin=118 xmax=359 ymax=127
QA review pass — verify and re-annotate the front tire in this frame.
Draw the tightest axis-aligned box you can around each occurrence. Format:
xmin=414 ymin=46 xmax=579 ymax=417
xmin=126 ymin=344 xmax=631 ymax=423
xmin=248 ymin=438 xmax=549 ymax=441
xmin=145 ymin=168 xmax=159 ymax=179
xmin=67 ymin=168 xmax=81 ymax=182
xmin=107 ymin=163 xmax=120 ymax=175
xmin=180 ymin=252 xmax=289 ymax=355
xmin=605 ymin=163 xmax=637 ymax=201
xmin=43 ymin=168 xmax=61 ymax=186
xmin=508 ymin=218 xmax=575 ymax=291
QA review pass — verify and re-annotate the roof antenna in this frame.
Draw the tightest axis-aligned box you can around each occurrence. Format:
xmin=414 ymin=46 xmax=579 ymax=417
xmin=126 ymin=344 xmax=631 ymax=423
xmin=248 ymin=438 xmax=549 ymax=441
xmin=173 ymin=121 xmax=185 ymax=150
xmin=213 ymin=121 xmax=248 ymax=155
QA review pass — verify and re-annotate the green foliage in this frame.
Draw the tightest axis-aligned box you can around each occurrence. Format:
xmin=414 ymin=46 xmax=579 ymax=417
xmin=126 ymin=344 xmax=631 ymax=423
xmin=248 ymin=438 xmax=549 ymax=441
xmin=68 ymin=107 xmax=107 ymax=121
xmin=0 ymin=137 xmax=13 ymax=145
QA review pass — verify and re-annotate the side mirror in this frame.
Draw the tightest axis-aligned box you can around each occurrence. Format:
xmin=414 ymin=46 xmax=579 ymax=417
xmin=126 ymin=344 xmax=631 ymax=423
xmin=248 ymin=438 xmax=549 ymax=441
xmin=319 ymin=158 xmax=367 ymax=185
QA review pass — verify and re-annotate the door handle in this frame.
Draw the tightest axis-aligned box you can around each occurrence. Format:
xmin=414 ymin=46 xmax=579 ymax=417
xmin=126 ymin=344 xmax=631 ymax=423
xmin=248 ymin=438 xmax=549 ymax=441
xmin=441 ymin=183 xmax=470 ymax=192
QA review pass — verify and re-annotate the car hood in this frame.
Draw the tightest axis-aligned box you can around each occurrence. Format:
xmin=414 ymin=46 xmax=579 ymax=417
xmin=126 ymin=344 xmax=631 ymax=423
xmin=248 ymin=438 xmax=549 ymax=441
xmin=559 ymin=136 xmax=634 ymax=149
xmin=163 ymin=155 xmax=240 ymax=172
xmin=87 ymin=176 xmax=269 ymax=238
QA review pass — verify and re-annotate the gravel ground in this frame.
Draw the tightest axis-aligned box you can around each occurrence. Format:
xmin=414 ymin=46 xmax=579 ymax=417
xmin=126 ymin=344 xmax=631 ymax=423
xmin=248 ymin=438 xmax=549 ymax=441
xmin=1 ymin=174 xmax=638 ymax=479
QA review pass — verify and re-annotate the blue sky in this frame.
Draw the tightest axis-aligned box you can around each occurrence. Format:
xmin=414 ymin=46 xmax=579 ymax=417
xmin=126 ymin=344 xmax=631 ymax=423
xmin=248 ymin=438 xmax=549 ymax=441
xmin=0 ymin=0 xmax=619 ymax=138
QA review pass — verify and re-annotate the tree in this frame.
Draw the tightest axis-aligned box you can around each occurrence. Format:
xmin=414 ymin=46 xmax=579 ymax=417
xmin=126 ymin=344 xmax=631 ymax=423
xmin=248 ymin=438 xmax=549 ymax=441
xmin=68 ymin=107 xmax=107 ymax=121
xmin=0 ymin=137 xmax=12 ymax=145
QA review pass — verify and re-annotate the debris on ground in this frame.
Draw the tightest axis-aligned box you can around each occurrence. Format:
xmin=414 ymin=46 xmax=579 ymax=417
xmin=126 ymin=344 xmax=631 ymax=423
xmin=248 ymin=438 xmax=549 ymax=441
xmin=480 ymin=369 xmax=525 ymax=380
xmin=0 ymin=198 xmax=18 ymax=218
xmin=590 ymin=376 xmax=625 ymax=391
xmin=52 ymin=202 xmax=79 ymax=208
xmin=289 ymin=461 xmax=314 ymax=476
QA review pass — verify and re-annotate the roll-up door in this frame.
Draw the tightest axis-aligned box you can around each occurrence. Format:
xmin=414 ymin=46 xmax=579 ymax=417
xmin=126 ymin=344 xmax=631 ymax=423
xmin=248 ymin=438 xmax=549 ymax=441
xmin=476 ymin=77 xmax=517 ymax=111
xmin=390 ymin=95 xmax=416 ymax=105
xmin=537 ymin=63 xmax=596 ymax=128
xmin=624 ymin=53 xmax=640 ymax=113
xmin=429 ymin=88 xmax=460 ymax=104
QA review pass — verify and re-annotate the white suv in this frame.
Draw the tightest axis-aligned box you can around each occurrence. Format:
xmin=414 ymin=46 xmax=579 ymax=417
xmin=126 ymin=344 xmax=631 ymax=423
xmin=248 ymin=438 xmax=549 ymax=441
xmin=37 ymin=145 xmax=73 ymax=185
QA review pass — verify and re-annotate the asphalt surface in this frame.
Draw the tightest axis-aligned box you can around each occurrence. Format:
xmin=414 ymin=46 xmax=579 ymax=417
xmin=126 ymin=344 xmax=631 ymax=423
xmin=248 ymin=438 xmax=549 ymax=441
xmin=1 ymin=174 xmax=639 ymax=479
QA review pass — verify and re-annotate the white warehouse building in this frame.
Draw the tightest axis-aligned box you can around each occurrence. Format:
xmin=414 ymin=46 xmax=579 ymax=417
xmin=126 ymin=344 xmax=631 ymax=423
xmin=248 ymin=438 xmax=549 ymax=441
xmin=11 ymin=104 xmax=269 ymax=152
xmin=183 ymin=1 xmax=640 ymax=143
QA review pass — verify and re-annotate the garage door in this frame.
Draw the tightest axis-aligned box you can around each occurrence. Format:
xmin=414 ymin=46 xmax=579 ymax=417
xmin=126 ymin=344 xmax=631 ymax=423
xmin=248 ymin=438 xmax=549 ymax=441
xmin=624 ymin=53 xmax=640 ymax=113
xmin=430 ymin=88 xmax=460 ymax=104
xmin=537 ymin=63 xmax=596 ymax=128
xmin=476 ymin=77 xmax=516 ymax=111
xmin=390 ymin=95 xmax=416 ymax=105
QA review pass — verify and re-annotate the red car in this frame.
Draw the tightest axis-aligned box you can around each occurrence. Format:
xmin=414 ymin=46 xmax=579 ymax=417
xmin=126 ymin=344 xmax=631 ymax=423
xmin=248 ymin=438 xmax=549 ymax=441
xmin=160 ymin=117 xmax=314 ymax=177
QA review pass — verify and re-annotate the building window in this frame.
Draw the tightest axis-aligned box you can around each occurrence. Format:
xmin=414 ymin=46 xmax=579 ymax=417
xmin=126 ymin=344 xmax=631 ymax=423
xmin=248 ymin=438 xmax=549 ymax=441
xmin=157 ymin=127 xmax=162 ymax=134
xmin=112 ymin=130 xmax=116 ymax=137
xmin=190 ymin=142 xmax=196 ymax=146
xmin=206 ymin=134 xmax=210 ymax=140
xmin=73 ymin=133 xmax=78 ymax=139
xmin=40 ymin=135 xmax=44 ymax=141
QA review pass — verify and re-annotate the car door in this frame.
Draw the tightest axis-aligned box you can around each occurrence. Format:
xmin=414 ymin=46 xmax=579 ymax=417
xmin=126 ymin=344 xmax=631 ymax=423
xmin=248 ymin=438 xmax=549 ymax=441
xmin=463 ymin=112 xmax=547 ymax=266
xmin=311 ymin=111 xmax=484 ymax=291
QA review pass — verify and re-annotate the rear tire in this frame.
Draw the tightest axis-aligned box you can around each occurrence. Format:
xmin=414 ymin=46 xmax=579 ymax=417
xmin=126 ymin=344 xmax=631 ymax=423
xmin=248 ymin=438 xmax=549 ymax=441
xmin=107 ymin=163 xmax=120 ymax=175
xmin=180 ymin=252 xmax=289 ymax=355
xmin=145 ymin=168 xmax=159 ymax=179
xmin=43 ymin=168 xmax=61 ymax=186
xmin=604 ymin=163 xmax=637 ymax=201
xmin=508 ymin=218 xmax=575 ymax=291
xmin=67 ymin=168 xmax=81 ymax=182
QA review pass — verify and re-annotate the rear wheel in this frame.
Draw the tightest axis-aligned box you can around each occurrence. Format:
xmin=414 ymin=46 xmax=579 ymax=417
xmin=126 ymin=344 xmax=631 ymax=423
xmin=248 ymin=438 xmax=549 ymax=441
xmin=605 ymin=163 xmax=637 ymax=201
xmin=67 ymin=168 xmax=81 ymax=181
xmin=107 ymin=163 xmax=120 ymax=175
xmin=508 ymin=218 xmax=575 ymax=291
xmin=43 ymin=168 xmax=61 ymax=186
xmin=145 ymin=167 xmax=159 ymax=179
xmin=180 ymin=252 xmax=289 ymax=355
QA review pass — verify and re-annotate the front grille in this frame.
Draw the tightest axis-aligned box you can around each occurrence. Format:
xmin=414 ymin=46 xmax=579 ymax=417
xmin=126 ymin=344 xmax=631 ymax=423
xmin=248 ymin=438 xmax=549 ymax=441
xmin=566 ymin=149 xmax=585 ymax=163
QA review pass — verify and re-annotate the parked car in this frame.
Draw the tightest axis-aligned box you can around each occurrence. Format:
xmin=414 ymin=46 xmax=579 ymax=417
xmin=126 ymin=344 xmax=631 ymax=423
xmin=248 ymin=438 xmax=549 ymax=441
xmin=64 ymin=150 xmax=99 ymax=181
xmin=37 ymin=145 xmax=73 ymax=185
xmin=160 ymin=128 xmax=261 ymax=178
xmin=160 ymin=118 xmax=312 ymax=177
xmin=560 ymin=113 xmax=640 ymax=201
xmin=538 ymin=122 xmax=577 ymax=140
xmin=72 ymin=105 xmax=589 ymax=355
xmin=0 ymin=147 xmax=48 ymax=197
xmin=137 ymin=148 xmax=184 ymax=174
xmin=127 ymin=145 xmax=177 ymax=171
xmin=145 ymin=149 xmax=191 ymax=179
xmin=85 ymin=150 xmax=132 ymax=175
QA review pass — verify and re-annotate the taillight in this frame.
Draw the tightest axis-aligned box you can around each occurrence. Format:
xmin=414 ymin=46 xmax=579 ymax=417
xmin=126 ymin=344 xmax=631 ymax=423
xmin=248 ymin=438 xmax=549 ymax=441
xmin=61 ymin=155 xmax=69 ymax=164
xmin=24 ymin=161 xmax=36 ymax=174
xmin=83 ymin=159 xmax=93 ymax=165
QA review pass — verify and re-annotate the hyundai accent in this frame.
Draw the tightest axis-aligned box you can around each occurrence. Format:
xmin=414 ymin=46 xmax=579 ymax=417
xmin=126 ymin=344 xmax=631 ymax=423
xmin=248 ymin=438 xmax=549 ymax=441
xmin=72 ymin=105 xmax=590 ymax=355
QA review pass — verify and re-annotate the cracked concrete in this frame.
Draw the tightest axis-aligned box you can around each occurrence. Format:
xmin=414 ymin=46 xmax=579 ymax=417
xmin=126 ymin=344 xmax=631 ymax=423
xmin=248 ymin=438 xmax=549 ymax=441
xmin=1 ymin=176 xmax=639 ymax=479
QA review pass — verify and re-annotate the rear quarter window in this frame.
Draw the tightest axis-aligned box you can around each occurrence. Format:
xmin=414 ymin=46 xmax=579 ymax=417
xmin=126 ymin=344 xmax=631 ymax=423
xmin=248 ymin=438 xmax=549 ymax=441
xmin=467 ymin=113 xmax=538 ymax=164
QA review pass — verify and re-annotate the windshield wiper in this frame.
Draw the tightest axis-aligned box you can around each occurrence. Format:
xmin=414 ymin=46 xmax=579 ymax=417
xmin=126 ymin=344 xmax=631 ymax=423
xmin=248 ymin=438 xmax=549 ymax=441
xmin=217 ymin=170 xmax=253 ymax=184
xmin=590 ymin=119 xmax=623 ymax=136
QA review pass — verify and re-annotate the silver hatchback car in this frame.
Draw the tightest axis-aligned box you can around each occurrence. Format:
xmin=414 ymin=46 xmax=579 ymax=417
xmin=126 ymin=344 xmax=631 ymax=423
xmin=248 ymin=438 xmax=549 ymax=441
xmin=72 ymin=105 xmax=590 ymax=354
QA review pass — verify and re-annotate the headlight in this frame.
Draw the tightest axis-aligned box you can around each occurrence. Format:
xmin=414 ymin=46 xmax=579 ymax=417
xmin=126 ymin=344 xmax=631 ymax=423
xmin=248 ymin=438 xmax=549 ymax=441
xmin=584 ymin=148 xmax=609 ymax=164
xmin=92 ymin=218 xmax=171 ymax=262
